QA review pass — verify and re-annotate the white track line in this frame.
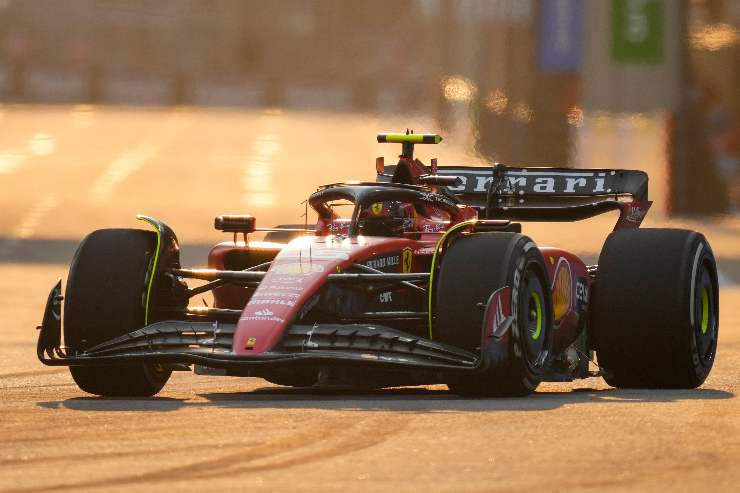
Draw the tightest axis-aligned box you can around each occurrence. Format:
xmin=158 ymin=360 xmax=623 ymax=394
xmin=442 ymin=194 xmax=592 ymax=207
xmin=0 ymin=150 xmax=28 ymax=175
xmin=89 ymin=112 xmax=190 ymax=202
xmin=0 ymin=194 xmax=61 ymax=257
xmin=243 ymin=134 xmax=281 ymax=207
xmin=13 ymin=194 xmax=61 ymax=239
xmin=0 ymin=133 xmax=56 ymax=176
xmin=243 ymin=112 xmax=283 ymax=208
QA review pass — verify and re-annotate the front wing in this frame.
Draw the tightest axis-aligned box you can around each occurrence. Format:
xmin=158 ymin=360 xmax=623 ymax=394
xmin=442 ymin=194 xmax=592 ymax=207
xmin=37 ymin=282 xmax=479 ymax=373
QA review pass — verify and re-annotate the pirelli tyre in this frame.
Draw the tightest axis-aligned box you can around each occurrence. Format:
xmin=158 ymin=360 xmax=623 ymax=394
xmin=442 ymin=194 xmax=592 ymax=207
xmin=64 ymin=229 xmax=172 ymax=396
xmin=435 ymin=233 xmax=554 ymax=397
xmin=592 ymin=229 xmax=719 ymax=388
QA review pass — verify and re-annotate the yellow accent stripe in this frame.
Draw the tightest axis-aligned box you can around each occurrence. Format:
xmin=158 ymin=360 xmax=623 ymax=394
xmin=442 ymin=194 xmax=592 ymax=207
xmin=427 ymin=220 xmax=478 ymax=340
xmin=377 ymin=133 xmax=442 ymax=144
xmin=136 ymin=214 xmax=162 ymax=325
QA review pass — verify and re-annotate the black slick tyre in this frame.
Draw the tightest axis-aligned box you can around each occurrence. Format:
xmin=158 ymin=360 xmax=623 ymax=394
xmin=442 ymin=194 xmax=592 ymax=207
xmin=435 ymin=233 xmax=553 ymax=397
xmin=64 ymin=229 xmax=172 ymax=397
xmin=592 ymin=228 xmax=719 ymax=388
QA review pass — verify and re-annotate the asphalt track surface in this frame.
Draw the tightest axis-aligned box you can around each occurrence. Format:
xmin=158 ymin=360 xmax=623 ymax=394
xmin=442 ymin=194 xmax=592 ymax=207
xmin=1 ymin=106 xmax=739 ymax=492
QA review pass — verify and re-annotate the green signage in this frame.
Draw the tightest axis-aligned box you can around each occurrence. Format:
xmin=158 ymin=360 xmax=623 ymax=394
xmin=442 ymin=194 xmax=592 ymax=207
xmin=611 ymin=0 xmax=664 ymax=64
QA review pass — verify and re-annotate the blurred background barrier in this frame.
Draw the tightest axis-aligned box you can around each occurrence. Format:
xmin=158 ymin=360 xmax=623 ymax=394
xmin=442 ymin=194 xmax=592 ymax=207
xmin=0 ymin=0 xmax=738 ymax=214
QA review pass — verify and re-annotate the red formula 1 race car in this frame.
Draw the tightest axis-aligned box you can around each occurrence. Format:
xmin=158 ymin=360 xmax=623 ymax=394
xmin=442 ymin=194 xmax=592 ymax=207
xmin=37 ymin=133 xmax=720 ymax=397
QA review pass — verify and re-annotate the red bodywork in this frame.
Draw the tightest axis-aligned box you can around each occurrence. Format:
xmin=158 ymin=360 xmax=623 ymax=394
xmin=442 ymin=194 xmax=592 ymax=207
xmin=209 ymin=238 xmax=589 ymax=357
xmin=205 ymin=152 xmax=623 ymax=359
xmin=211 ymin=235 xmax=442 ymax=355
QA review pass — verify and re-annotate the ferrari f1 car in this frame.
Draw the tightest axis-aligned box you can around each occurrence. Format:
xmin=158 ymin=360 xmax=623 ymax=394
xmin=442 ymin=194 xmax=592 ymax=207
xmin=37 ymin=132 xmax=720 ymax=397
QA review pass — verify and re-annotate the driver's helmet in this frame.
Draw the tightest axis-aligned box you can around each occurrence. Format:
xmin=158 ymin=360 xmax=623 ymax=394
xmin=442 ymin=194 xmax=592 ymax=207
xmin=358 ymin=200 xmax=415 ymax=237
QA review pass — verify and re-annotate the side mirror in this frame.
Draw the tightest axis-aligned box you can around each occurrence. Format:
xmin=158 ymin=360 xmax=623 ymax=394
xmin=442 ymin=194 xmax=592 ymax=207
xmin=214 ymin=215 xmax=256 ymax=233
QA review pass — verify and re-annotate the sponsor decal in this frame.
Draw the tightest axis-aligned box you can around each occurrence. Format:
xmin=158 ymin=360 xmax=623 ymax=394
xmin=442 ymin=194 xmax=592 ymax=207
xmin=623 ymin=203 xmax=649 ymax=224
xmin=419 ymin=192 xmax=457 ymax=208
xmin=270 ymin=276 xmax=308 ymax=285
xmin=485 ymin=285 xmax=512 ymax=338
xmin=281 ymin=250 xmax=349 ymax=260
xmin=240 ymin=306 xmax=287 ymax=323
xmin=402 ymin=248 xmax=413 ymax=273
xmin=378 ymin=291 xmax=393 ymax=303
xmin=272 ymin=262 xmax=325 ymax=275
xmin=252 ymin=291 xmax=300 ymax=299
xmin=576 ymin=278 xmax=589 ymax=312
xmin=400 ymin=217 xmax=415 ymax=231
xmin=248 ymin=299 xmax=296 ymax=307
xmin=365 ymin=253 xmax=400 ymax=271
xmin=241 ymin=317 xmax=285 ymax=323
xmin=327 ymin=222 xmax=350 ymax=234
xmin=437 ymin=168 xmax=619 ymax=195
xmin=254 ymin=284 xmax=303 ymax=292
xmin=421 ymin=223 xmax=447 ymax=233
xmin=552 ymin=258 xmax=573 ymax=321
xmin=414 ymin=247 xmax=436 ymax=256
xmin=371 ymin=202 xmax=384 ymax=215
xmin=575 ymin=279 xmax=588 ymax=303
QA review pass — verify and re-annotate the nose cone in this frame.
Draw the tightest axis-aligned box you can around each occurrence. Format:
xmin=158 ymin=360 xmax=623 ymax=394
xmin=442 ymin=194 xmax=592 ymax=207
xmin=232 ymin=236 xmax=351 ymax=355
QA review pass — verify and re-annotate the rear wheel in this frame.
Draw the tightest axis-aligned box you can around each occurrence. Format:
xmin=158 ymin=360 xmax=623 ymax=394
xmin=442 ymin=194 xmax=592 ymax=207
xmin=435 ymin=233 xmax=554 ymax=397
xmin=592 ymin=229 xmax=719 ymax=388
xmin=64 ymin=229 xmax=172 ymax=396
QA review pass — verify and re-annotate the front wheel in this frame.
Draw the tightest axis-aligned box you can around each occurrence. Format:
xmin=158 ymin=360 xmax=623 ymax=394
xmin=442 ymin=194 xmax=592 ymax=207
xmin=64 ymin=229 xmax=172 ymax=396
xmin=434 ymin=233 xmax=554 ymax=397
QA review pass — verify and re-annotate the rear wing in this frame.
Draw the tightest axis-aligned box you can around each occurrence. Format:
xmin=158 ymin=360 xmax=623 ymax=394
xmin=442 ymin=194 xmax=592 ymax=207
xmin=379 ymin=163 xmax=651 ymax=229
xmin=436 ymin=165 xmax=647 ymax=202
xmin=374 ymin=133 xmax=651 ymax=229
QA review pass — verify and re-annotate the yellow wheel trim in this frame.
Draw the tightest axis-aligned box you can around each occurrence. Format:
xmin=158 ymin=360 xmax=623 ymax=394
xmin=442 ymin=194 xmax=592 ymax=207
xmin=531 ymin=291 xmax=543 ymax=341
xmin=700 ymin=287 xmax=710 ymax=334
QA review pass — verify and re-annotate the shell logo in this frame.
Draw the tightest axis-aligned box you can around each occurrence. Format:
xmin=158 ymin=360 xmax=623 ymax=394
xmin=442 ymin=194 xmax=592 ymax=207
xmin=552 ymin=258 xmax=572 ymax=321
